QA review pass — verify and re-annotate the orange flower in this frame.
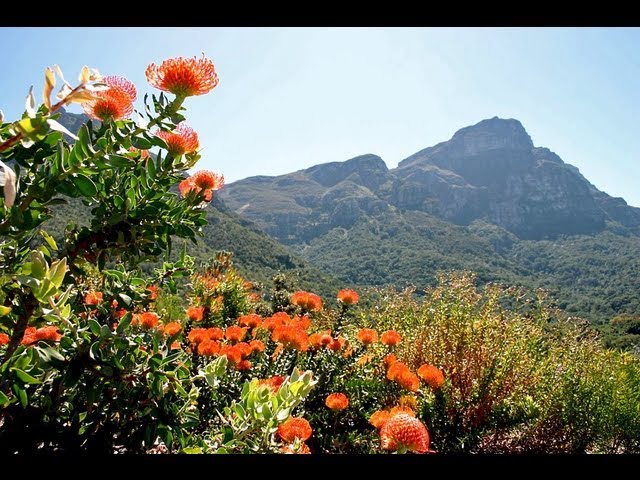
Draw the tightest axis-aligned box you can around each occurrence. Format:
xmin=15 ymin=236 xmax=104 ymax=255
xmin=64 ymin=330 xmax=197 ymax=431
xmin=206 ymin=327 xmax=224 ymax=341
xmin=145 ymin=55 xmax=219 ymax=97
xmin=417 ymin=364 xmax=445 ymax=390
xmin=325 ymin=393 xmax=349 ymax=411
xmin=235 ymin=342 xmax=253 ymax=359
xmin=380 ymin=413 xmax=430 ymax=454
xmin=186 ymin=306 xmax=204 ymax=322
xmin=84 ymin=291 xmax=103 ymax=306
xmin=170 ymin=341 xmax=181 ymax=350
xmin=225 ymin=325 xmax=247 ymax=343
xmin=163 ymin=321 xmax=182 ymax=336
xmin=277 ymin=417 xmax=312 ymax=443
xmin=114 ymin=308 xmax=128 ymax=320
xmin=389 ymin=405 xmax=416 ymax=418
xmin=236 ymin=359 xmax=252 ymax=371
xmin=147 ymin=285 xmax=158 ymax=300
xmin=280 ymin=443 xmax=311 ymax=454
xmin=290 ymin=291 xmax=323 ymax=312
xmin=289 ymin=315 xmax=311 ymax=331
xmin=337 ymin=289 xmax=359 ymax=305
xmin=383 ymin=353 xmax=399 ymax=368
xmin=262 ymin=312 xmax=289 ymax=331
xmin=309 ymin=329 xmax=333 ymax=349
xmin=82 ymin=75 xmax=136 ymax=121
xmin=381 ymin=330 xmax=402 ymax=346
xmin=328 ymin=336 xmax=346 ymax=352
xmin=34 ymin=326 xmax=62 ymax=342
xmin=357 ymin=328 xmax=378 ymax=345
xmin=0 ymin=333 xmax=9 ymax=346
xmin=258 ymin=375 xmax=286 ymax=393
xmin=139 ymin=312 xmax=160 ymax=329
xmin=21 ymin=327 xmax=37 ymax=345
xmin=197 ymin=339 xmax=220 ymax=356
xmin=188 ymin=327 xmax=209 ymax=345
xmin=387 ymin=361 xmax=410 ymax=381
xmin=369 ymin=410 xmax=391 ymax=429
xmin=155 ymin=123 xmax=199 ymax=156
xmin=238 ymin=314 xmax=262 ymax=329
xmin=220 ymin=344 xmax=243 ymax=365
xmin=396 ymin=370 xmax=421 ymax=392
xmin=271 ymin=325 xmax=309 ymax=352
xmin=249 ymin=339 xmax=265 ymax=354
xmin=193 ymin=170 xmax=224 ymax=191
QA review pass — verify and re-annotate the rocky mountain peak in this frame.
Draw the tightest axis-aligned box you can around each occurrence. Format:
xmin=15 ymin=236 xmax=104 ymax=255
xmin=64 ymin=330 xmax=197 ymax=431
xmin=450 ymin=117 xmax=534 ymax=154
xmin=304 ymin=154 xmax=390 ymax=190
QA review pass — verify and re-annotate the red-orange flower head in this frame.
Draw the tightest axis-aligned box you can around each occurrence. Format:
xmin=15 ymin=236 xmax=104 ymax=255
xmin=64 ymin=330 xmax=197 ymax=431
xmin=145 ymin=54 xmax=219 ymax=98
xmin=337 ymin=289 xmax=359 ymax=305
xmin=188 ymin=327 xmax=209 ymax=345
xmin=155 ymin=123 xmax=199 ymax=156
xmin=238 ymin=313 xmax=262 ymax=329
xmin=82 ymin=75 xmax=136 ymax=121
xmin=387 ymin=361 xmax=410 ymax=381
xmin=0 ymin=333 xmax=9 ymax=346
xmin=277 ymin=417 xmax=313 ymax=443
xmin=225 ymin=325 xmax=247 ymax=344
xmin=380 ymin=413 xmax=430 ymax=454
xmin=163 ymin=321 xmax=182 ymax=336
xmin=249 ymin=339 xmax=265 ymax=354
xmin=290 ymin=291 xmax=323 ymax=312
xmin=258 ymin=375 xmax=286 ymax=393
xmin=396 ymin=370 xmax=421 ymax=392
xmin=186 ymin=306 xmax=205 ymax=322
xmin=381 ymin=330 xmax=402 ymax=347
xmin=206 ymin=327 xmax=225 ymax=341
xmin=369 ymin=410 xmax=391 ymax=430
xmin=84 ymin=291 xmax=103 ymax=306
xmin=21 ymin=327 xmax=37 ymax=346
xmin=179 ymin=171 xmax=224 ymax=202
xmin=357 ymin=328 xmax=378 ymax=345
xmin=262 ymin=312 xmax=289 ymax=332
xmin=417 ymin=364 xmax=445 ymax=390
xmin=325 ymin=393 xmax=349 ymax=411
xmin=140 ymin=312 xmax=160 ymax=329
xmin=272 ymin=325 xmax=309 ymax=352
xmin=197 ymin=339 xmax=220 ymax=356
xmin=236 ymin=359 xmax=252 ymax=371
xmin=147 ymin=285 xmax=158 ymax=300
xmin=35 ymin=326 xmax=62 ymax=342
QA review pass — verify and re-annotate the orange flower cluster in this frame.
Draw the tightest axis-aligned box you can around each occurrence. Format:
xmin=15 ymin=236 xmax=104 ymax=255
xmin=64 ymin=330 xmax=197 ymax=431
xmin=290 ymin=291 xmax=323 ymax=312
xmin=381 ymin=330 xmax=402 ymax=346
xmin=309 ymin=329 xmax=334 ymax=350
xmin=188 ymin=327 xmax=224 ymax=345
xmin=238 ymin=313 xmax=262 ymax=329
xmin=82 ymin=75 xmax=137 ymax=121
xmin=272 ymin=324 xmax=309 ymax=352
xmin=380 ymin=413 xmax=430 ymax=454
xmin=337 ymin=289 xmax=359 ymax=305
xmin=84 ymin=291 xmax=103 ymax=306
xmin=277 ymin=417 xmax=313 ymax=443
xmin=417 ymin=364 xmax=445 ymax=390
xmin=132 ymin=312 xmax=160 ymax=329
xmin=163 ymin=322 xmax=182 ymax=336
xmin=145 ymin=55 xmax=219 ymax=98
xmin=156 ymin=123 xmax=200 ymax=157
xmin=225 ymin=325 xmax=247 ymax=343
xmin=369 ymin=405 xmax=416 ymax=430
xmin=325 ymin=393 xmax=349 ymax=411
xmin=186 ymin=306 xmax=205 ymax=322
xmin=258 ymin=375 xmax=286 ymax=393
xmin=262 ymin=312 xmax=290 ymax=332
xmin=179 ymin=171 xmax=224 ymax=202
xmin=387 ymin=361 xmax=420 ymax=392
xmin=357 ymin=328 xmax=378 ymax=345
xmin=21 ymin=326 xmax=62 ymax=345
xmin=147 ymin=285 xmax=158 ymax=300
xmin=0 ymin=333 xmax=9 ymax=346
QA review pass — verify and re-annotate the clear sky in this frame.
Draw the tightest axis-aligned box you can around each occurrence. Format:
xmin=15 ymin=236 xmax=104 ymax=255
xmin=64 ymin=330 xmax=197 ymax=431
xmin=1 ymin=27 xmax=638 ymax=206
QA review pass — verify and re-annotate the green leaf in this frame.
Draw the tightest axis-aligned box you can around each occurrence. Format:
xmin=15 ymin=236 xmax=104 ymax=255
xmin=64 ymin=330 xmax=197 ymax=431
xmin=48 ymin=257 xmax=67 ymax=288
xmin=182 ymin=447 xmax=203 ymax=454
xmin=0 ymin=390 xmax=12 ymax=407
xmin=88 ymin=319 xmax=101 ymax=336
xmin=118 ymin=293 xmax=132 ymax=307
xmin=12 ymin=368 xmax=41 ymax=384
xmin=105 ymin=154 xmax=135 ymax=168
xmin=40 ymin=230 xmax=59 ymax=251
xmin=117 ymin=312 xmax=133 ymax=334
xmin=131 ymin=136 xmax=153 ymax=150
xmin=13 ymin=384 xmax=28 ymax=407
xmin=72 ymin=174 xmax=97 ymax=197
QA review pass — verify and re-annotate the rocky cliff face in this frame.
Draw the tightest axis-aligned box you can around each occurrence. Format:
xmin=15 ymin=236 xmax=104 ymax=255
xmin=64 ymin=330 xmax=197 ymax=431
xmin=220 ymin=117 xmax=640 ymax=242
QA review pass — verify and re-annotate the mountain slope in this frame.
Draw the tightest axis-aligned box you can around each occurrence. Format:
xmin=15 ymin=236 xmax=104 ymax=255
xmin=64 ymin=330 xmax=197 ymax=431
xmin=220 ymin=117 xmax=640 ymax=323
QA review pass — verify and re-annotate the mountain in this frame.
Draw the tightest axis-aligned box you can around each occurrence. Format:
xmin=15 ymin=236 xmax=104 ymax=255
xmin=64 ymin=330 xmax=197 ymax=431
xmin=219 ymin=117 xmax=640 ymax=325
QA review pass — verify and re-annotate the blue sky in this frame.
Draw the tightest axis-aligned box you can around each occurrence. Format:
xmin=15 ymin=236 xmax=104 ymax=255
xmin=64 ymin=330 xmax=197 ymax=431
xmin=1 ymin=27 xmax=639 ymax=206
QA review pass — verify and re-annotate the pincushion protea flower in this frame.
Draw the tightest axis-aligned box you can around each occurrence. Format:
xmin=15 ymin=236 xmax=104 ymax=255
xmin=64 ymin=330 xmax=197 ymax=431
xmin=381 ymin=330 xmax=402 ymax=346
xmin=225 ymin=325 xmax=247 ymax=343
xmin=155 ymin=122 xmax=199 ymax=156
xmin=81 ymin=75 xmax=136 ymax=121
xmin=290 ymin=291 xmax=323 ymax=312
xmin=0 ymin=333 xmax=9 ymax=346
xmin=277 ymin=417 xmax=312 ymax=443
xmin=357 ymin=328 xmax=378 ymax=345
xmin=186 ymin=306 xmax=204 ymax=322
xmin=325 ymin=393 xmax=349 ymax=411
xmin=380 ymin=413 xmax=430 ymax=454
xmin=21 ymin=326 xmax=62 ymax=345
xmin=84 ymin=291 xmax=103 ymax=305
xmin=163 ymin=322 xmax=182 ymax=336
xmin=337 ymin=289 xmax=359 ymax=305
xmin=179 ymin=171 xmax=224 ymax=202
xmin=145 ymin=55 xmax=219 ymax=97
xmin=238 ymin=313 xmax=262 ymax=329
xmin=417 ymin=364 xmax=445 ymax=390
